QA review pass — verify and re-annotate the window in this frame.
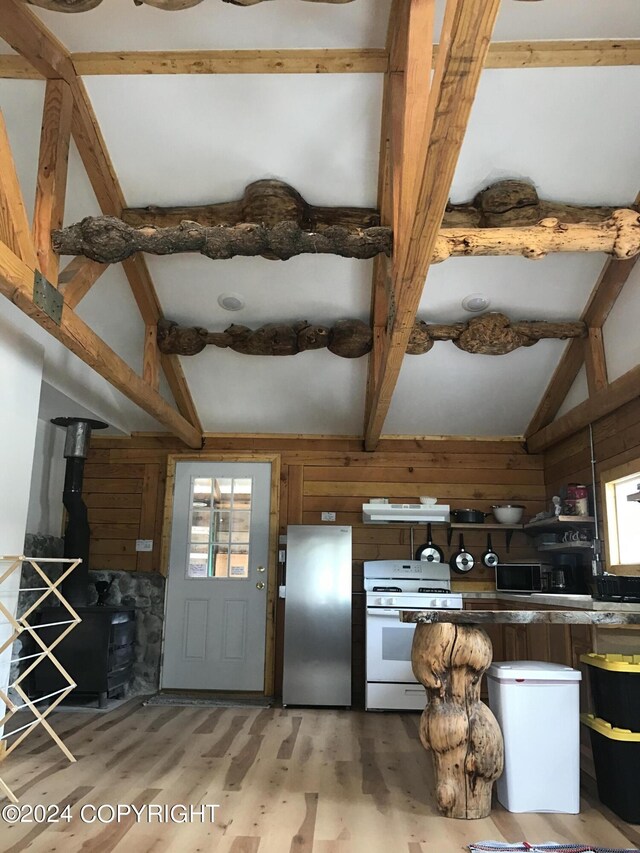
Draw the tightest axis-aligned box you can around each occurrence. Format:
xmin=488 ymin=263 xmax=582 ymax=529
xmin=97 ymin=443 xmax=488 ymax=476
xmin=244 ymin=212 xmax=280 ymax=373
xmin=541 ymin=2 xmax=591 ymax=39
xmin=187 ymin=476 xmax=252 ymax=579
xmin=603 ymin=460 xmax=640 ymax=572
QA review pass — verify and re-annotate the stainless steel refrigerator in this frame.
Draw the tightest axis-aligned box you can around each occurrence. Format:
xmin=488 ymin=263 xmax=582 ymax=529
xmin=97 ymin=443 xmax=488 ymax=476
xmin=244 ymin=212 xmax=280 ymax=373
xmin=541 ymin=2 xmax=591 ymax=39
xmin=282 ymin=525 xmax=352 ymax=707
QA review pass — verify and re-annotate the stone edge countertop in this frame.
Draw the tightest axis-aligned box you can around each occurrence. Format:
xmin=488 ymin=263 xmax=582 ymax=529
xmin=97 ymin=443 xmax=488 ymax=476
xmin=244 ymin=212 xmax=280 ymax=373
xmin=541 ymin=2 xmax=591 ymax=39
xmin=459 ymin=591 xmax=640 ymax=612
xmin=401 ymin=609 xmax=640 ymax=625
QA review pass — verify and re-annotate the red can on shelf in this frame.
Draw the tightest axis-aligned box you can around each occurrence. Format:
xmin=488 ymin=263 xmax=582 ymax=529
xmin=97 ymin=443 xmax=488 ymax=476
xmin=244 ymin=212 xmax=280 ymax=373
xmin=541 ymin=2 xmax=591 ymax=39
xmin=567 ymin=483 xmax=589 ymax=516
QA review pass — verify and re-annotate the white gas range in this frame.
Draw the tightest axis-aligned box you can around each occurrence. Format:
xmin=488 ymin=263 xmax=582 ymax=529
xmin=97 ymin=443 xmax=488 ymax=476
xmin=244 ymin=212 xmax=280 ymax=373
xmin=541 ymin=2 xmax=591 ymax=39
xmin=364 ymin=560 xmax=463 ymax=711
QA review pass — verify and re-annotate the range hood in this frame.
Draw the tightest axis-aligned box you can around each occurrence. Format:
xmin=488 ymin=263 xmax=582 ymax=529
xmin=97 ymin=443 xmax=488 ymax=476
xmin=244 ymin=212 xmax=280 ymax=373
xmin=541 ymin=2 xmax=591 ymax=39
xmin=363 ymin=503 xmax=450 ymax=524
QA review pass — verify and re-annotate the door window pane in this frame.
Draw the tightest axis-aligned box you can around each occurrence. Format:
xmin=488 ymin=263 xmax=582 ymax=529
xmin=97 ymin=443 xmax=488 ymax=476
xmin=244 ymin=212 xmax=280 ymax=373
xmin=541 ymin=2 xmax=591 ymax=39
xmin=230 ymin=545 xmax=249 ymax=578
xmin=187 ymin=476 xmax=253 ymax=578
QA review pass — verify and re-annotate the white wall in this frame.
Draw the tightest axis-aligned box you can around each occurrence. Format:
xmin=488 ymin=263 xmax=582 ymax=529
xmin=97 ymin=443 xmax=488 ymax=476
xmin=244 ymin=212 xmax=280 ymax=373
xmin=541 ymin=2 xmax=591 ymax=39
xmin=0 ymin=315 xmax=44 ymax=722
xmin=26 ymin=419 xmax=66 ymax=537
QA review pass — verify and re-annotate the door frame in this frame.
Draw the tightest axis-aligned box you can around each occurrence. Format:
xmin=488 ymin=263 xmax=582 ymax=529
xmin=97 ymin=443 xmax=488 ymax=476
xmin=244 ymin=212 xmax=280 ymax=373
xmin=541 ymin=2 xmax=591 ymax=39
xmin=160 ymin=453 xmax=281 ymax=696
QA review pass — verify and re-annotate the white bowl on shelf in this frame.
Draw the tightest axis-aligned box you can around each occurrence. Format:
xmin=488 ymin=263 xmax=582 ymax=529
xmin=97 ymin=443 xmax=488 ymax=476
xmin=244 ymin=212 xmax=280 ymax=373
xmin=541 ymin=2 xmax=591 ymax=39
xmin=419 ymin=496 xmax=437 ymax=506
xmin=492 ymin=504 xmax=525 ymax=524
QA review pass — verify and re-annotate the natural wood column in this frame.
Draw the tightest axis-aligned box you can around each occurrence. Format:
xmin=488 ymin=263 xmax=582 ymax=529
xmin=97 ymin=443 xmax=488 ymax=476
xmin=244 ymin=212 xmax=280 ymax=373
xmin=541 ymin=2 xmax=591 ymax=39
xmin=411 ymin=622 xmax=504 ymax=820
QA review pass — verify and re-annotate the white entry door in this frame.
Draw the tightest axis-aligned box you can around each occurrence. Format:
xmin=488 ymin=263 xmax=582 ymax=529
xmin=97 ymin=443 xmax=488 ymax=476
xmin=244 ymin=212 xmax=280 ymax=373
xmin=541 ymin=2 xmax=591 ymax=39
xmin=162 ymin=461 xmax=271 ymax=691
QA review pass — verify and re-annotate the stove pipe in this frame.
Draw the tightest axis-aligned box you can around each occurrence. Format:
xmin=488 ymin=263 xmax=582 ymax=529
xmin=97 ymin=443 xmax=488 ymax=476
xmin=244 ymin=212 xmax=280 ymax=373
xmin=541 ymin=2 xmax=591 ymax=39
xmin=51 ymin=417 xmax=108 ymax=606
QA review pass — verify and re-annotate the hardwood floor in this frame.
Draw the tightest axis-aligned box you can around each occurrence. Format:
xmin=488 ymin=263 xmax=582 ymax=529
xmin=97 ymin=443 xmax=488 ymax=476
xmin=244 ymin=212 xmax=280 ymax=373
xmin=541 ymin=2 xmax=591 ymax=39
xmin=1 ymin=702 xmax=638 ymax=853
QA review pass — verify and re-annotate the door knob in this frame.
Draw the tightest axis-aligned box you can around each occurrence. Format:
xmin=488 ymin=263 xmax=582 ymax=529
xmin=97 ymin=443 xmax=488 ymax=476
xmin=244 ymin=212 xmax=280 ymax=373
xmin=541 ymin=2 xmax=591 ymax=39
xmin=257 ymin=565 xmax=266 ymax=573
xmin=256 ymin=582 xmax=265 ymax=590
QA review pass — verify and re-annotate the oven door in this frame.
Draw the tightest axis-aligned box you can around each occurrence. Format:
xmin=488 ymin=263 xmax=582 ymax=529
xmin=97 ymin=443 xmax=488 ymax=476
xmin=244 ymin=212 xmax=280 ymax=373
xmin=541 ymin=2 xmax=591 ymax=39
xmin=366 ymin=607 xmax=420 ymax=683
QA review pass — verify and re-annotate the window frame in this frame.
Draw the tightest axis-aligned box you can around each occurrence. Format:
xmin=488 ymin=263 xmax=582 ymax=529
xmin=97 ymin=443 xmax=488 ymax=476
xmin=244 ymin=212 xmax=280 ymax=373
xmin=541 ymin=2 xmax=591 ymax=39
xmin=601 ymin=457 xmax=640 ymax=575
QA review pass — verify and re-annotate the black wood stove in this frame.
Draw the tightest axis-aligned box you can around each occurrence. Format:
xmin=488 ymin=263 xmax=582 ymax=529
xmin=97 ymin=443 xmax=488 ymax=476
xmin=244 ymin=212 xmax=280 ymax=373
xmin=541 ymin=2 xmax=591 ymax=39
xmin=32 ymin=418 xmax=136 ymax=707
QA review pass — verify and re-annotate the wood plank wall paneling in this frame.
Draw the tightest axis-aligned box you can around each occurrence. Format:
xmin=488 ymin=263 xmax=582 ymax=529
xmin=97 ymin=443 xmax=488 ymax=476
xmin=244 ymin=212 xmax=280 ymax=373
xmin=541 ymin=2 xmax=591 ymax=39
xmin=544 ymin=394 xmax=640 ymax=494
xmin=84 ymin=435 xmax=544 ymax=702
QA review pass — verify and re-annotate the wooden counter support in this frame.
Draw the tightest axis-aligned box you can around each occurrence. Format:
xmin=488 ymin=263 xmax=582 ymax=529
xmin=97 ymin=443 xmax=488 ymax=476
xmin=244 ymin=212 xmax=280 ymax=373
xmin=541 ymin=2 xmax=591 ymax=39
xmin=411 ymin=622 xmax=503 ymax=820
xmin=405 ymin=607 xmax=640 ymax=820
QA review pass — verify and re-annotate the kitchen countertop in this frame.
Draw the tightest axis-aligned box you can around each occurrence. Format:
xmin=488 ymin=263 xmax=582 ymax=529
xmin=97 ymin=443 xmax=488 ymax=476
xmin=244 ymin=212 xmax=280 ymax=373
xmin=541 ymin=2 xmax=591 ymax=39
xmin=401 ymin=608 xmax=640 ymax=625
xmin=459 ymin=590 xmax=640 ymax=612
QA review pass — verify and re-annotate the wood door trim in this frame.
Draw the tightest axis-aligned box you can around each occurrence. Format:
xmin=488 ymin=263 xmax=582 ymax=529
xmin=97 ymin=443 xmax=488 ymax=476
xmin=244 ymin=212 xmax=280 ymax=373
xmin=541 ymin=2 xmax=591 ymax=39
xmin=161 ymin=453 xmax=280 ymax=697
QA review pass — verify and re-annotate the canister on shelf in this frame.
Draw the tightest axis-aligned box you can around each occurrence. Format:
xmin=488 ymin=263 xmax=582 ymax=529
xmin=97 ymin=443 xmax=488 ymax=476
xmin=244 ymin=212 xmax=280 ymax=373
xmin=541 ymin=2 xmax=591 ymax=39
xmin=574 ymin=484 xmax=589 ymax=516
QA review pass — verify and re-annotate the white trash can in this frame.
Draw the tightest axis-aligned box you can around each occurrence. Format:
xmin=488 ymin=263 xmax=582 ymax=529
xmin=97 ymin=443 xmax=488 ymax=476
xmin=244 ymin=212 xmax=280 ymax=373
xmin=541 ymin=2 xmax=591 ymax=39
xmin=487 ymin=660 xmax=582 ymax=813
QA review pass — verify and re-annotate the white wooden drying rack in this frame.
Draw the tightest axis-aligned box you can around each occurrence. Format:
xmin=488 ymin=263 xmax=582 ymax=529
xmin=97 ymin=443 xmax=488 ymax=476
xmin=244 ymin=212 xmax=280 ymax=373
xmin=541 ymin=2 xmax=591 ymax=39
xmin=0 ymin=555 xmax=82 ymax=803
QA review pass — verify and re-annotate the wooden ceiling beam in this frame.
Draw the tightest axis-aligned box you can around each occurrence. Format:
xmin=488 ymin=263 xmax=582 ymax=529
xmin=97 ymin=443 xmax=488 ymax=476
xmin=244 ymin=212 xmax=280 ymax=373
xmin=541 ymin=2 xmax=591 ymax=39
xmin=58 ymin=256 xmax=108 ymax=308
xmin=527 ymin=363 xmax=640 ymax=453
xmin=0 ymin=111 xmax=38 ymax=269
xmin=3 ymin=41 xmax=639 ymax=80
xmin=0 ymin=0 xmax=202 ymax=434
xmin=32 ymin=79 xmax=73 ymax=285
xmin=0 ymin=242 xmax=201 ymax=448
xmin=525 ymin=189 xmax=640 ymax=437
xmin=364 ymin=0 xmax=501 ymax=451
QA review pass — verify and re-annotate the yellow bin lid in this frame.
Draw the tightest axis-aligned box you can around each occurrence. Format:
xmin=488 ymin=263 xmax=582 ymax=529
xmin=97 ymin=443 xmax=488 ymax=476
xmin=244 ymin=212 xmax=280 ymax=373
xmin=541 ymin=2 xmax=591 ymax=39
xmin=581 ymin=714 xmax=640 ymax=741
xmin=580 ymin=652 xmax=640 ymax=673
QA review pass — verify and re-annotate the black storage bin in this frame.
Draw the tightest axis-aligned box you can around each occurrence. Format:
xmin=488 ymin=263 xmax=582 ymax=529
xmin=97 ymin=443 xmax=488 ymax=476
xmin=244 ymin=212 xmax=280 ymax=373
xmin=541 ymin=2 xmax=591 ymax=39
xmin=580 ymin=653 xmax=640 ymax=731
xmin=581 ymin=714 xmax=640 ymax=824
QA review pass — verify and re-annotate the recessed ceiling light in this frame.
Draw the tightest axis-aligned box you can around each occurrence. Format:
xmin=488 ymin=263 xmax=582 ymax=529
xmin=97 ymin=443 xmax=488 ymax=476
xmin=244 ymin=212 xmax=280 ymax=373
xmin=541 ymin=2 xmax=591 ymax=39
xmin=462 ymin=294 xmax=490 ymax=313
xmin=218 ymin=293 xmax=245 ymax=312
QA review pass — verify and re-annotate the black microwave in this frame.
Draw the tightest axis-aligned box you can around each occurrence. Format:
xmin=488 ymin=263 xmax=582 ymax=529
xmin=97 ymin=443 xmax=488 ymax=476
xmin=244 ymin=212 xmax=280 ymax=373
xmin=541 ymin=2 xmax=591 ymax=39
xmin=495 ymin=563 xmax=543 ymax=593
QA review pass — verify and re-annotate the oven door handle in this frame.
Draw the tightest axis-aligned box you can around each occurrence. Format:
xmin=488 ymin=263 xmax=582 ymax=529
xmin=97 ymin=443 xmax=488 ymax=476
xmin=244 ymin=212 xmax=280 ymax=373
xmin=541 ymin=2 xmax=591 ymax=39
xmin=366 ymin=608 xmax=408 ymax=617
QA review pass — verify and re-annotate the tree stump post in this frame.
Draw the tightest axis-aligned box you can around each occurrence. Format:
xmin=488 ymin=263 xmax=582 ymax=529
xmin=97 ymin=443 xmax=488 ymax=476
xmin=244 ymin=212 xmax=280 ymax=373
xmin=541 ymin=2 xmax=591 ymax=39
xmin=411 ymin=622 xmax=504 ymax=819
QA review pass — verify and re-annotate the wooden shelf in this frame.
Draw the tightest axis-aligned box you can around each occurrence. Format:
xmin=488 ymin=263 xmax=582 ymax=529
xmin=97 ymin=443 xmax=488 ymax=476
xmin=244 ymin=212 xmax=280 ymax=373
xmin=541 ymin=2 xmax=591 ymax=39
xmin=447 ymin=522 xmax=523 ymax=552
xmin=537 ymin=542 xmax=594 ymax=553
xmin=524 ymin=516 xmax=595 ymax=535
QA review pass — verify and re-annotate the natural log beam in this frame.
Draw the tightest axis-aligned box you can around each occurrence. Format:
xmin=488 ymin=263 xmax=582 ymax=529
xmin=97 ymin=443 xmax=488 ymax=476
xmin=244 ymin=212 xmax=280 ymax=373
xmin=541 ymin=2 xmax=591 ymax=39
xmin=58 ymin=256 xmax=108 ymax=308
xmin=122 ymin=180 xmax=379 ymax=230
xmin=158 ymin=315 xmax=586 ymax=358
xmin=0 ymin=241 xmax=202 ymax=448
xmin=443 ymin=179 xmax=631 ymax=228
xmin=25 ymin=0 xmax=355 ymax=9
xmin=433 ymin=211 xmax=640 ymax=262
xmin=527 ymin=362 xmax=640 ymax=453
xmin=525 ymin=190 xmax=640 ymax=437
xmin=54 ymin=210 xmax=640 ymax=265
xmin=32 ymin=79 xmax=73 ymax=284
xmin=52 ymin=217 xmax=392 ymax=262
xmin=123 ymin=178 xmax=631 ymax=233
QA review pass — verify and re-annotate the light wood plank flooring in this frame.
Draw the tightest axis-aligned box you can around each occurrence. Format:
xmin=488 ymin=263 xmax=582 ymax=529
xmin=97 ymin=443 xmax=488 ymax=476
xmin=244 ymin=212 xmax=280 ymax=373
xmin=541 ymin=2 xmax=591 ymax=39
xmin=1 ymin=701 xmax=638 ymax=853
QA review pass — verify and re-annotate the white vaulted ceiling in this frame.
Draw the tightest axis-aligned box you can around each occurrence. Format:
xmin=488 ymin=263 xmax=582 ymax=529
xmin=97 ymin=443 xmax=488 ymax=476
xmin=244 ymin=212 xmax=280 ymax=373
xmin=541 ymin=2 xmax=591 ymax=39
xmin=1 ymin=0 xmax=639 ymax=438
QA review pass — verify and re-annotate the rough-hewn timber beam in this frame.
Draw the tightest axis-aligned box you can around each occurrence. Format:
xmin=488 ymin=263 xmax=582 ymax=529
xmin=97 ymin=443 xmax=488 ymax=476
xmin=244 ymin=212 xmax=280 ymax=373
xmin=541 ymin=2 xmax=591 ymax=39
xmin=58 ymin=256 xmax=108 ymax=308
xmin=527 ymin=363 xmax=640 ymax=453
xmin=158 ymin=315 xmax=585 ymax=358
xmin=0 ymin=241 xmax=201 ymax=447
xmin=32 ymin=79 xmax=73 ymax=284
xmin=364 ymin=0 xmax=498 ymax=448
xmin=0 ymin=112 xmax=38 ymax=270
xmin=0 ymin=0 xmax=202 ymax=433
xmin=2 ymin=41 xmax=640 ymax=80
